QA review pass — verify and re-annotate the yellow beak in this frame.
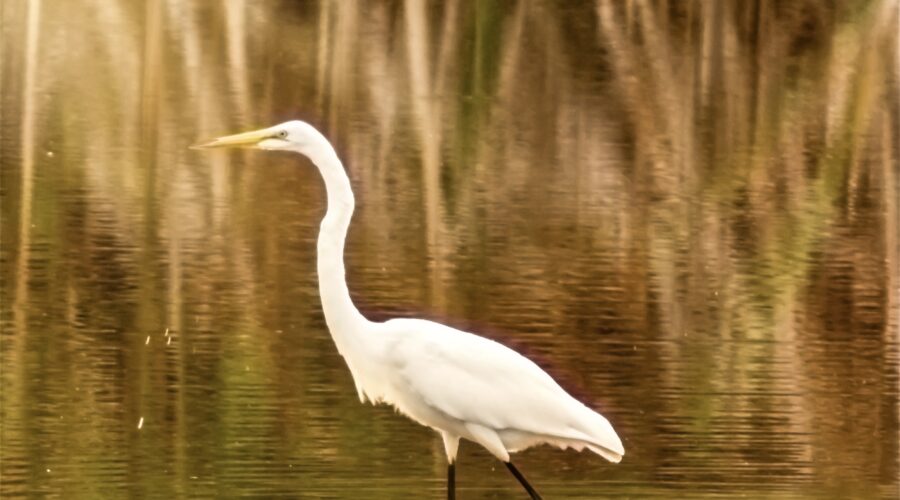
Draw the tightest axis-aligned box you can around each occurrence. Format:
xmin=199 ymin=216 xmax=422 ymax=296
xmin=191 ymin=127 xmax=275 ymax=149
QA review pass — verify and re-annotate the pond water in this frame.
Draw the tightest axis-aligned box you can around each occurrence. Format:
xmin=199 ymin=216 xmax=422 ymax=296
xmin=2 ymin=1 xmax=898 ymax=498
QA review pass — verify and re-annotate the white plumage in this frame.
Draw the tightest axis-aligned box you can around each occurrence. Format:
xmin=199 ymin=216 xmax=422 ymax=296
xmin=195 ymin=120 xmax=624 ymax=498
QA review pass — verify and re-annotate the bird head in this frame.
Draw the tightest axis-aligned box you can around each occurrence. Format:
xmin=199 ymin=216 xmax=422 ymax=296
xmin=192 ymin=120 xmax=321 ymax=156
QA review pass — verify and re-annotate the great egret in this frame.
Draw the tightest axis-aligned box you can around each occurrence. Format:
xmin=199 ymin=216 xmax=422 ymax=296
xmin=194 ymin=121 xmax=624 ymax=499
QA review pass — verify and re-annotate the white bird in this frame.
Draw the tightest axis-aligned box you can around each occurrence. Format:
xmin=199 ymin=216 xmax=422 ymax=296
xmin=194 ymin=120 xmax=624 ymax=499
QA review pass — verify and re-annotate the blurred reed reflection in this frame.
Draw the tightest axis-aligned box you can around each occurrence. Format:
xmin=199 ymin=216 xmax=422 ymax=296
xmin=1 ymin=0 xmax=897 ymax=498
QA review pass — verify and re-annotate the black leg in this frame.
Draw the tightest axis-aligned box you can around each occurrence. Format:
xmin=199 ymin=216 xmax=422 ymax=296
xmin=504 ymin=462 xmax=543 ymax=499
xmin=447 ymin=463 xmax=455 ymax=500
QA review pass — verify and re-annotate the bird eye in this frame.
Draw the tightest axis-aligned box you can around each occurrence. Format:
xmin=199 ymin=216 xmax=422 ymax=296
xmin=277 ymin=130 xmax=288 ymax=139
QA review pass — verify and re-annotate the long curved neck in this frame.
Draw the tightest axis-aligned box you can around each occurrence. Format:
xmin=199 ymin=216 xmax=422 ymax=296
xmin=305 ymin=142 xmax=370 ymax=354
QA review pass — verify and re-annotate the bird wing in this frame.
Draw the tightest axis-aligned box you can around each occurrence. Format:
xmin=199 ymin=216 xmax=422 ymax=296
xmin=381 ymin=318 xmax=623 ymax=459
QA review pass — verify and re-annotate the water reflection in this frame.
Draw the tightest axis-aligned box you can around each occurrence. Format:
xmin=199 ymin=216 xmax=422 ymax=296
xmin=1 ymin=0 xmax=897 ymax=498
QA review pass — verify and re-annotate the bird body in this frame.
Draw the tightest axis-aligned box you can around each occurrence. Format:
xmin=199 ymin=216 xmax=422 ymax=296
xmin=195 ymin=120 xmax=624 ymax=498
xmin=366 ymin=317 xmax=624 ymax=464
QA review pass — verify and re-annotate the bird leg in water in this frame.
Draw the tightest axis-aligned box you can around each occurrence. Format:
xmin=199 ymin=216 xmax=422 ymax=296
xmin=505 ymin=462 xmax=543 ymax=500
xmin=447 ymin=463 xmax=455 ymax=500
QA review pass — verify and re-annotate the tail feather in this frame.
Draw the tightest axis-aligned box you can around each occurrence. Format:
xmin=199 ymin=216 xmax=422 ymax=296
xmin=587 ymin=443 xmax=623 ymax=463
xmin=569 ymin=400 xmax=625 ymax=463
